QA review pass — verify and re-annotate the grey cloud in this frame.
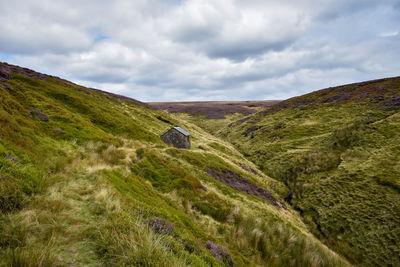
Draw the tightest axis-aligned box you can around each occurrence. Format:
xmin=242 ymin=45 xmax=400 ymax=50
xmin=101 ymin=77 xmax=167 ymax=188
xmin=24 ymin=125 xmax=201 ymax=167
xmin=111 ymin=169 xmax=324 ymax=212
xmin=314 ymin=0 xmax=377 ymax=21
xmin=173 ymin=27 xmax=219 ymax=43
xmin=0 ymin=24 xmax=92 ymax=55
xmin=75 ymin=71 xmax=130 ymax=84
xmin=162 ymin=1 xmax=310 ymax=61
xmin=1 ymin=0 xmax=400 ymax=101
xmin=205 ymin=38 xmax=296 ymax=61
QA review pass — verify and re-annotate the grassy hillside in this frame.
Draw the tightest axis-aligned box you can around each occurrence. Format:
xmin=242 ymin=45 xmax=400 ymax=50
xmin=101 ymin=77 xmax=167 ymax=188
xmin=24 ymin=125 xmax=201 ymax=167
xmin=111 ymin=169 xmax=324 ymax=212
xmin=221 ymin=77 xmax=400 ymax=266
xmin=0 ymin=62 xmax=349 ymax=266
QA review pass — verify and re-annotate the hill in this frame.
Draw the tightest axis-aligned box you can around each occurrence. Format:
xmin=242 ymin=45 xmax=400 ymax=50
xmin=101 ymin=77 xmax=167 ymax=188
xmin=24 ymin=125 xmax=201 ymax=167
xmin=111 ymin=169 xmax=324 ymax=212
xmin=148 ymin=100 xmax=280 ymax=136
xmin=148 ymin=100 xmax=280 ymax=119
xmin=0 ymin=62 xmax=348 ymax=266
xmin=220 ymin=77 xmax=400 ymax=266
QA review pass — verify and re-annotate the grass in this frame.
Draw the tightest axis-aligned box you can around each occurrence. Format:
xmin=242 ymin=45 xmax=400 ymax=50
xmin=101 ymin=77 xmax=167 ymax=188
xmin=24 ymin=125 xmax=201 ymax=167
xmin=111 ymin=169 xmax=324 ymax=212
xmin=226 ymin=212 xmax=348 ymax=267
xmin=219 ymin=77 xmax=400 ymax=266
xmin=0 ymin=62 xmax=351 ymax=266
xmin=0 ymin=156 xmax=43 ymax=213
xmin=131 ymin=148 xmax=203 ymax=193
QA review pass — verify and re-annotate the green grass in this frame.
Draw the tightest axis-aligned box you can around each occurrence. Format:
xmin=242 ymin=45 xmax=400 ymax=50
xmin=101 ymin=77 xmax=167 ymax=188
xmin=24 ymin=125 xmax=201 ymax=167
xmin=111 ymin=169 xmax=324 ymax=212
xmin=225 ymin=213 xmax=348 ymax=267
xmin=0 ymin=156 xmax=42 ymax=214
xmin=131 ymin=148 xmax=203 ymax=193
xmin=219 ymin=78 xmax=400 ymax=266
xmin=0 ymin=63 xmax=351 ymax=266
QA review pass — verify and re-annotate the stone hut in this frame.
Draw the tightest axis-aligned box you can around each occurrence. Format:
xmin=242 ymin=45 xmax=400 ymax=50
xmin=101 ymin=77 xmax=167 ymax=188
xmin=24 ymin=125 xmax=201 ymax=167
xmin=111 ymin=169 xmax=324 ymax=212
xmin=161 ymin=127 xmax=191 ymax=149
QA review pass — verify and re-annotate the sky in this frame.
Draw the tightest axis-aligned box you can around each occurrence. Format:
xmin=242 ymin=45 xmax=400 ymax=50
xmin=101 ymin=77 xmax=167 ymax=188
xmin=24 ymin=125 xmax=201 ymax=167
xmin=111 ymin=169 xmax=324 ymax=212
xmin=0 ymin=0 xmax=399 ymax=102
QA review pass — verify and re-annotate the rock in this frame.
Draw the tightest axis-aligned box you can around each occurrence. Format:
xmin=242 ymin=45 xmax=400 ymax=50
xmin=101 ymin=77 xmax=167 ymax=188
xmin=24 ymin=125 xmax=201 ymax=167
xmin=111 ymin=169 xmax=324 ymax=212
xmin=5 ymin=153 xmax=18 ymax=164
xmin=0 ymin=69 xmax=10 ymax=81
xmin=156 ymin=116 xmax=172 ymax=125
xmin=53 ymin=128 xmax=64 ymax=133
xmin=29 ymin=109 xmax=49 ymax=122
xmin=2 ymin=83 xmax=15 ymax=92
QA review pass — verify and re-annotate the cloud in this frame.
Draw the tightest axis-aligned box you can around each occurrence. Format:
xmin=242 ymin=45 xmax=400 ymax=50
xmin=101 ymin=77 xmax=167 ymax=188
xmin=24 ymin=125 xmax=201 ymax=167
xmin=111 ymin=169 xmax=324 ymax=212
xmin=162 ymin=0 xmax=311 ymax=60
xmin=0 ymin=1 xmax=93 ymax=54
xmin=380 ymin=31 xmax=399 ymax=37
xmin=1 ymin=0 xmax=399 ymax=101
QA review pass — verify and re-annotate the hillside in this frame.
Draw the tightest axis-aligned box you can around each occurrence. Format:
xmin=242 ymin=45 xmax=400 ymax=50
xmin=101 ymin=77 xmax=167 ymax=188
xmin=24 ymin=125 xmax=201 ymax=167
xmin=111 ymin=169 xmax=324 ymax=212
xmin=0 ymin=62 xmax=349 ymax=266
xmin=148 ymin=101 xmax=281 ymax=135
xmin=220 ymin=77 xmax=400 ymax=266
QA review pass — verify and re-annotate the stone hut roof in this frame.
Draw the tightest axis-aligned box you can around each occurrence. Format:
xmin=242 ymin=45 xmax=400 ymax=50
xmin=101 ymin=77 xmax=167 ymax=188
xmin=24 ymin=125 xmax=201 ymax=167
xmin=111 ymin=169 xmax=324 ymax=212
xmin=173 ymin=126 xmax=190 ymax=136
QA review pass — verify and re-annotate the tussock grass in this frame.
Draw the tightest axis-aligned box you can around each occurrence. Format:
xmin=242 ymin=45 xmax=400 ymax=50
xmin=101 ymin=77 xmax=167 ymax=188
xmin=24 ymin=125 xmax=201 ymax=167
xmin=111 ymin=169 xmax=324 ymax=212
xmin=101 ymin=145 xmax=127 ymax=165
xmin=222 ymin=95 xmax=400 ymax=266
xmin=226 ymin=213 xmax=348 ymax=267
xmin=1 ymin=237 xmax=57 ymax=267
xmin=94 ymin=210 xmax=188 ymax=266
xmin=0 ymin=64 xmax=353 ymax=266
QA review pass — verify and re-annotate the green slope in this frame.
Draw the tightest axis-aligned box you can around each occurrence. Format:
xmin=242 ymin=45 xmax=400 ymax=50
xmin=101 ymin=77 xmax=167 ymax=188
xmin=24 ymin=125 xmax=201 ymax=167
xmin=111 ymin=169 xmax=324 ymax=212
xmin=0 ymin=62 xmax=349 ymax=266
xmin=221 ymin=77 xmax=400 ymax=266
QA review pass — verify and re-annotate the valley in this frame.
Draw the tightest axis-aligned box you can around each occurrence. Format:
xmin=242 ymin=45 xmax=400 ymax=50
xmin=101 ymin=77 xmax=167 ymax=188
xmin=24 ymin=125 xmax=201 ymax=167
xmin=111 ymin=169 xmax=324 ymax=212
xmin=155 ymin=77 xmax=400 ymax=266
xmin=1 ymin=62 xmax=399 ymax=266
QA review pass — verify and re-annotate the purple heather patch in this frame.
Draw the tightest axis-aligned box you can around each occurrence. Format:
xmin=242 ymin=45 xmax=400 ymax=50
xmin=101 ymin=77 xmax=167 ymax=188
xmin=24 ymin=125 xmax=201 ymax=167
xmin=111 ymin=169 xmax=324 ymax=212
xmin=257 ymin=77 xmax=400 ymax=116
xmin=206 ymin=240 xmax=234 ymax=266
xmin=148 ymin=217 xmax=174 ymax=235
xmin=0 ymin=62 xmax=46 ymax=80
xmin=205 ymin=168 xmax=283 ymax=209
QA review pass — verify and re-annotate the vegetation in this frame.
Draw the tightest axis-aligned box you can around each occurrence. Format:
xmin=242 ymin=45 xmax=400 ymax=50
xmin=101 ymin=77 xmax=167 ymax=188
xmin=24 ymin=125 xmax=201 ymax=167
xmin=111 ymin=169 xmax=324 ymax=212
xmin=0 ymin=62 xmax=350 ymax=266
xmin=219 ymin=77 xmax=400 ymax=266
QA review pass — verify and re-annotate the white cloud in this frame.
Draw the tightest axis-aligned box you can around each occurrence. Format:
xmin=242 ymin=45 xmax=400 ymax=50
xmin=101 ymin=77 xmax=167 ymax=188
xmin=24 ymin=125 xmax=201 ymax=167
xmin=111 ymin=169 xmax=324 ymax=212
xmin=1 ymin=0 xmax=399 ymax=101
xmin=380 ymin=31 xmax=399 ymax=37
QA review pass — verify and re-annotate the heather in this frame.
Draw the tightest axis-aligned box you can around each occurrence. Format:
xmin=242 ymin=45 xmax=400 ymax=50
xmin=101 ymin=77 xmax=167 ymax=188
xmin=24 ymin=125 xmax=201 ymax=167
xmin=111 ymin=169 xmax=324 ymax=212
xmin=220 ymin=77 xmax=400 ymax=266
xmin=149 ymin=100 xmax=279 ymax=119
xmin=0 ymin=62 xmax=349 ymax=266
